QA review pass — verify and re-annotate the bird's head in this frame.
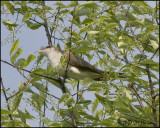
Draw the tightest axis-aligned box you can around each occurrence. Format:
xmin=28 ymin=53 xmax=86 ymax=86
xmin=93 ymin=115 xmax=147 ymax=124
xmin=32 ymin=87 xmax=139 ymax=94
xmin=36 ymin=46 xmax=58 ymax=56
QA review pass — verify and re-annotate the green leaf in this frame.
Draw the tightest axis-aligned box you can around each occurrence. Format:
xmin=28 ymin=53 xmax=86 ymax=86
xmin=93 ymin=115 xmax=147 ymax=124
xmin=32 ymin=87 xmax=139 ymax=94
xmin=47 ymin=63 xmax=52 ymax=72
xmin=134 ymin=54 xmax=142 ymax=60
xmin=1 ymin=109 xmax=11 ymax=115
xmin=75 ymin=46 xmax=94 ymax=53
xmin=33 ymin=82 xmax=45 ymax=92
xmin=117 ymin=41 xmax=127 ymax=49
xmin=104 ymin=23 xmax=117 ymax=30
xmin=80 ymin=112 xmax=99 ymax=121
xmin=124 ymin=89 xmax=132 ymax=100
xmin=2 ymin=20 xmax=18 ymax=27
xmin=29 ymin=23 xmax=41 ymax=30
xmin=25 ymin=20 xmax=42 ymax=30
xmin=98 ymin=16 xmax=105 ymax=26
xmin=88 ymin=83 xmax=107 ymax=91
xmin=87 ymin=31 xmax=99 ymax=35
xmin=17 ymin=109 xmax=26 ymax=124
xmin=30 ymin=69 xmax=46 ymax=82
xmin=95 ymin=93 xmax=105 ymax=102
xmin=32 ymin=92 xmax=46 ymax=110
xmin=36 ymin=54 xmax=44 ymax=64
xmin=92 ymin=98 xmax=99 ymax=113
xmin=64 ymin=95 xmax=75 ymax=106
xmin=79 ymin=26 xmax=89 ymax=34
xmin=77 ymin=100 xmax=92 ymax=105
xmin=130 ymin=66 xmax=142 ymax=76
xmin=126 ymin=12 xmax=138 ymax=21
xmin=75 ymin=6 xmax=90 ymax=17
xmin=26 ymin=54 xmax=36 ymax=65
xmin=79 ymin=1 xmax=99 ymax=8
xmin=76 ymin=40 xmax=90 ymax=45
xmin=150 ymin=40 xmax=159 ymax=50
xmin=15 ymin=58 xmax=27 ymax=70
xmin=22 ymin=13 xmax=32 ymax=22
xmin=4 ymin=1 xmax=14 ymax=15
xmin=11 ymin=48 xmax=23 ymax=64
xmin=81 ymin=18 xmax=94 ymax=24
xmin=59 ymin=93 xmax=70 ymax=104
xmin=110 ymin=58 xmax=122 ymax=67
xmin=11 ymin=83 xmax=23 ymax=111
xmin=129 ymin=20 xmax=144 ymax=28
xmin=132 ymin=5 xmax=143 ymax=14
xmin=2 ymin=20 xmax=18 ymax=31
xmin=48 ymin=122 xmax=62 ymax=127
xmin=10 ymin=39 xmax=19 ymax=55
xmin=32 ymin=68 xmax=46 ymax=73
xmin=54 ymin=1 xmax=64 ymax=6
xmin=139 ymin=59 xmax=157 ymax=65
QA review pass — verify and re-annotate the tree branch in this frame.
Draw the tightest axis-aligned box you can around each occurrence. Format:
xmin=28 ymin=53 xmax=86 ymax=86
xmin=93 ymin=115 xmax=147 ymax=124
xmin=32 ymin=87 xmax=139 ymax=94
xmin=42 ymin=1 xmax=52 ymax=46
xmin=1 ymin=60 xmax=60 ymax=100
xmin=120 ymin=2 xmax=145 ymax=58
xmin=150 ymin=47 xmax=159 ymax=59
xmin=1 ymin=78 xmax=14 ymax=123
xmin=1 ymin=59 xmax=60 ymax=83
xmin=146 ymin=64 xmax=157 ymax=127
xmin=128 ymin=83 xmax=144 ymax=108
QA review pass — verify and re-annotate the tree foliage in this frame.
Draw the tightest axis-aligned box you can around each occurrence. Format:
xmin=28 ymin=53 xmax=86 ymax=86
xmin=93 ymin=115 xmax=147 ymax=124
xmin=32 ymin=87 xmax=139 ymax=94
xmin=1 ymin=1 xmax=159 ymax=127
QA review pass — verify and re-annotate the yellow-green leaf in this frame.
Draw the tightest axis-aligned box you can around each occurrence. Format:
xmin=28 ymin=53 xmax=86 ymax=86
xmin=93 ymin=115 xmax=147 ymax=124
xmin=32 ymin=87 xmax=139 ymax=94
xmin=150 ymin=40 xmax=159 ymax=50
xmin=139 ymin=59 xmax=157 ymax=65
xmin=64 ymin=95 xmax=75 ymax=106
xmin=11 ymin=48 xmax=23 ymax=64
xmin=59 ymin=93 xmax=70 ymax=104
xmin=92 ymin=98 xmax=99 ymax=113
xmin=10 ymin=39 xmax=19 ymax=55
xmin=79 ymin=1 xmax=99 ymax=8
xmin=4 ymin=1 xmax=14 ymax=15
xmin=11 ymin=82 xmax=23 ymax=110
xmin=87 ymin=31 xmax=99 ymax=35
xmin=22 ymin=13 xmax=32 ymax=22
xmin=27 ymin=54 xmax=36 ymax=65
xmin=125 ymin=90 xmax=132 ymax=100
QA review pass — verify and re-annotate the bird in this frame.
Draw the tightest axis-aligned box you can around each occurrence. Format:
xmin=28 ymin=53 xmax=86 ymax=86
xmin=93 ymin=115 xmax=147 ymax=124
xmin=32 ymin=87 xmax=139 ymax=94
xmin=36 ymin=46 xmax=104 ymax=81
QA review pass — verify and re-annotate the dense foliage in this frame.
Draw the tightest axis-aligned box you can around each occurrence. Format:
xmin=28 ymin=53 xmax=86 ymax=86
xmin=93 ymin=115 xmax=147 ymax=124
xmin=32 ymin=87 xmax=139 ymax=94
xmin=1 ymin=1 xmax=159 ymax=127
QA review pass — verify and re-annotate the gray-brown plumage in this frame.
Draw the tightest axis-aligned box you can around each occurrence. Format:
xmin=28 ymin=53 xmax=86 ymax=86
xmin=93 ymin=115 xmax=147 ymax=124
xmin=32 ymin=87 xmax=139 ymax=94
xmin=37 ymin=46 xmax=104 ymax=80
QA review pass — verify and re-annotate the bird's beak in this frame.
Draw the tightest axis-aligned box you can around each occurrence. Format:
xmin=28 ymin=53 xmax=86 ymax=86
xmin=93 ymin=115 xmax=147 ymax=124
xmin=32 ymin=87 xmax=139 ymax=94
xmin=36 ymin=49 xmax=44 ymax=53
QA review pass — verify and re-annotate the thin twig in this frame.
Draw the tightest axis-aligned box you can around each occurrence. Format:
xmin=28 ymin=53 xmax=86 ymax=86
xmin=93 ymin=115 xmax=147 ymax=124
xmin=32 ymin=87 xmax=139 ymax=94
xmin=120 ymin=2 xmax=145 ymax=58
xmin=1 ymin=59 xmax=60 ymax=83
xmin=76 ymin=81 xmax=80 ymax=102
xmin=129 ymin=84 xmax=144 ymax=108
xmin=76 ymin=33 xmax=88 ymax=103
xmin=52 ymin=5 xmax=61 ymax=44
xmin=122 ymin=112 xmax=155 ymax=125
xmin=43 ymin=84 xmax=47 ymax=127
xmin=1 ymin=78 xmax=14 ymax=122
xmin=150 ymin=47 xmax=159 ymax=59
xmin=155 ymin=1 xmax=159 ymax=25
xmin=42 ymin=1 xmax=52 ymax=46
xmin=146 ymin=64 xmax=157 ymax=127
xmin=60 ymin=6 xmax=77 ymax=127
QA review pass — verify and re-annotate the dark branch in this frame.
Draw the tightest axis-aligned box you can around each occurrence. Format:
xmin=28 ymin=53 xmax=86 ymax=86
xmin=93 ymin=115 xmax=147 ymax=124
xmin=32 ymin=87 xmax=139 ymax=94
xmin=1 ymin=78 xmax=14 ymax=122
xmin=120 ymin=2 xmax=145 ymax=58
xmin=146 ymin=64 xmax=158 ymax=127
xmin=150 ymin=47 xmax=159 ymax=59
xmin=1 ymin=59 xmax=60 ymax=83
xmin=129 ymin=83 xmax=144 ymax=108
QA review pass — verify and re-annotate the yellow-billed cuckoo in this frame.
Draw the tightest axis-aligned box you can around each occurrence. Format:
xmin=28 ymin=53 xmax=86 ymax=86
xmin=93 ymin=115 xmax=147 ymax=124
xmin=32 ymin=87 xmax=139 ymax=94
xmin=36 ymin=46 xmax=104 ymax=81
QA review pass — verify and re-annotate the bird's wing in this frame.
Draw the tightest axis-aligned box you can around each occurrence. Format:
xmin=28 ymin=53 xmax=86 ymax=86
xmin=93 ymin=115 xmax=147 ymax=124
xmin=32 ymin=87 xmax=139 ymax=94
xmin=67 ymin=53 xmax=103 ymax=74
